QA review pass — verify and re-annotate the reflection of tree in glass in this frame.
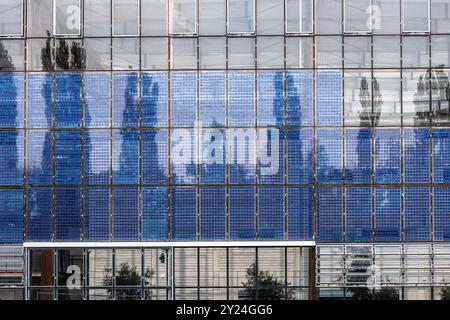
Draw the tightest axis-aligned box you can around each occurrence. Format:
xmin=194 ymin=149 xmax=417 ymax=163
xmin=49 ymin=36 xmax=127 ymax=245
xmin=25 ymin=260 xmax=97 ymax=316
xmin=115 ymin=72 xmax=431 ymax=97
xmin=431 ymin=66 xmax=450 ymax=123
xmin=413 ymin=73 xmax=429 ymax=126
xmin=241 ymin=263 xmax=293 ymax=300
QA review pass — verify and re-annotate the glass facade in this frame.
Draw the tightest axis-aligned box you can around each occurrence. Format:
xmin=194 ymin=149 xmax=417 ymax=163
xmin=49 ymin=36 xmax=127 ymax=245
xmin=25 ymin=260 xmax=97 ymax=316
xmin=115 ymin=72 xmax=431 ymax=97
xmin=0 ymin=0 xmax=450 ymax=300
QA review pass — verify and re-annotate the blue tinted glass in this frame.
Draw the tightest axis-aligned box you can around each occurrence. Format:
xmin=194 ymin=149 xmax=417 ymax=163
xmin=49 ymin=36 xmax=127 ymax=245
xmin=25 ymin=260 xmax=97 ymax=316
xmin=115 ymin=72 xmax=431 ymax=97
xmin=375 ymin=187 xmax=401 ymax=241
xmin=55 ymin=73 xmax=81 ymax=127
xmin=201 ymin=129 xmax=225 ymax=184
xmin=113 ymin=187 xmax=139 ymax=241
xmin=200 ymin=186 xmax=226 ymax=240
xmin=27 ymin=130 xmax=52 ymax=185
xmin=55 ymin=131 xmax=81 ymax=184
xmin=113 ymin=72 xmax=139 ymax=127
xmin=346 ymin=187 xmax=372 ymax=242
xmin=142 ymin=72 xmax=167 ymax=127
xmin=26 ymin=187 xmax=52 ymax=241
xmin=113 ymin=130 xmax=139 ymax=184
xmin=200 ymin=72 xmax=225 ymax=126
xmin=288 ymin=186 xmax=313 ymax=240
xmin=317 ymin=129 xmax=343 ymax=183
xmin=433 ymin=129 xmax=450 ymax=183
xmin=229 ymin=186 xmax=255 ymax=240
xmin=171 ymin=128 xmax=196 ymax=184
xmin=434 ymin=186 xmax=450 ymax=241
xmin=287 ymin=71 xmax=313 ymax=126
xmin=0 ymin=189 xmax=22 ymax=243
xmin=27 ymin=73 xmax=52 ymax=128
xmin=84 ymin=130 xmax=110 ymax=185
xmin=171 ymin=187 xmax=197 ymax=241
xmin=0 ymin=131 xmax=23 ymax=185
xmin=317 ymin=187 xmax=343 ymax=242
xmin=229 ymin=128 xmax=256 ymax=184
xmin=375 ymin=129 xmax=400 ymax=183
xmin=84 ymin=187 xmax=109 ymax=241
xmin=142 ymin=187 xmax=167 ymax=241
xmin=258 ymin=128 xmax=284 ymax=184
xmin=316 ymin=71 xmax=342 ymax=126
xmin=55 ymin=187 xmax=80 ymax=241
xmin=0 ymin=73 xmax=24 ymax=128
xmin=404 ymin=128 xmax=430 ymax=183
xmin=142 ymin=130 xmax=168 ymax=184
xmin=171 ymin=72 xmax=196 ymax=126
xmin=84 ymin=72 xmax=110 ymax=127
xmin=259 ymin=186 xmax=284 ymax=240
xmin=257 ymin=71 xmax=284 ymax=126
xmin=345 ymin=128 xmax=371 ymax=184
xmin=287 ymin=128 xmax=313 ymax=183
xmin=229 ymin=72 xmax=254 ymax=126
xmin=405 ymin=186 xmax=430 ymax=241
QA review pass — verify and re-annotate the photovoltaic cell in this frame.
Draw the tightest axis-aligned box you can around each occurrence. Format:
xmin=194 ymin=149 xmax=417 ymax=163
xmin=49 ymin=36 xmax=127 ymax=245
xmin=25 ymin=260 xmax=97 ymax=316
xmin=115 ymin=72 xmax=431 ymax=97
xmin=84 ymin=187 xmax=109 ymax=241
xmin=375 ymin=187 xmax=401 ymax=241
xmin=171 ymin=128 xmax=196 ymax=184
xmin=200 ymin=72 xmax=225 ymax=126
xmin=84 ymin=72 xmax=110 ymax=128
xmin=287 ymin=71 xmax=313 ymax=126
xmin=258 ymin=128 xmax=284 ymax=184
xmin=113 ymin=72 xmax=139 ymax=127
xmin=142 ymin=187 xmax=167 ymax=241
xmin=27 ymin=73 xmax=52 ymax=128
xmin=288 ymin=186 xmax=314 ymax=240
xmin=404 ymin=128 xmax=430 ymax=183
xmin=200 ymin=129 xmax=226 ymax=184
xmin=317 ymin=187 xmax=343 ymax=242
xmin=433 ymin=128 xmax=450 ymax=183
xmin=259 ymin=186 xmax=284 ymax=240
xmin=55 ymin=131 xmax=81 ymax=184
xmin=404 ymin=186 xmax=430 ymax=241
xmin=316 ymin=128 xmax=343 ymax=183
xmin=200 ymin=186 xmax=226 ymax=240
xmin=434 ymin=186 xmax=450 ymax=241
xmin=257 ymin=71 xmax=284 ymax=126
xmin=345 ymin=128 xmax=371 ymax=184
xmin=142 ymin=72 xmax=168 ymax=127
xmin=171 ymin=72 xmax=197 ymax=126
xmin=0 ymin=130 xmax=23 ymax=185
xmin=113 ymin=129 xmax=139 ymax=184
xmin=0 ymin=73 xmax=24 ymax=128
xmin=26 ymin=130 xmax=52 ymax=185
xmin=0 ymin=189 xmax=22 ymax=243
xmin=346 ymin=187 xmax=372 ymax=242
xmin=287 ymin=128 xmax=313 ymax=183
xmin=84 ymin=130 xmax=110 ymax=185
xmin=316 ymin=71 xmax=342 ymax=126
xmin=113 ymin=187 xmax=139 ymax=241
xmin=55 ymin=73 xmax=81 ymax=127
xmin=142 ymin=130 xmax=168 ymax=184
xmin=26 ymin=187 xmax=52 ymax=241
xmin=374 ymin=129 xmax=401 ymax=183
xmin=228 ymin=129 xmax=256 ymax=184
xmin=229 ymin=71 xmax=255 ymax=126
xmin=171 ymin=187 xmax=197 ymax=241
xmin=55 ymin=187 xmax=80 ymax=241
xmin=229 ymin=186 xmax=255 ymax=240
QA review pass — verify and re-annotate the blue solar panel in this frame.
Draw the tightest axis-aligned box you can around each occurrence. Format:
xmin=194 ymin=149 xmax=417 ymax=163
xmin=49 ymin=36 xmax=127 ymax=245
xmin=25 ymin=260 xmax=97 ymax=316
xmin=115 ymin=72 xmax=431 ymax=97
xmin=259 ymin=186 xmax=284 ymax=240
xmin=171 ymin=187 xmax=197 ymax=241
xmin=316 ymin=129 xmax=343 ymax=183
xmin=55 ymin=73 xmax=81 ymax=127
xmin=142 ymin=72 xmax=168 ymax=127
xmin=229 ymin=186 xmax=255 ymax=240
xmin=404 ymin=128 xmax=430 ymax=183
xmin=288 ymin=186 xmax=313 ymax=240
xmin=142 ymin=187 xmax=167 ymax=241
xmin=113 ymin=187 xmax=139 ymax=241
xmin=404 ymin=186 xmax=430 ymax=241
xmin=0 ymin=189 xmax=22 ymax=243
xmin=84 ymin=130 xmax=110 ymax=185
xmin=257 ymin=71 xmax=284 ymax=126
xmin=200 ymin=72 xmax=225 ymax=126
xmin=142 ymin=130 xmax=168 ymax=184
xmin=434 ymin=186 xmax=450 ymax=241
xmin=258 ymin=128 xmax=284 ymax=184
xmin=0 ymin=73 xmax=24 ymax=128
xmin=171 ymin=72 xmax=197 ymax=126
xmin=229 ymin=128 xmax=256 ymax=184
xmin=200 ymin=129 xmax=226 ymax=184
xmin=375 ymin=187 xmax=401 ymax=241
xmin=345 ymin=128 xmax=371 ymax=184
xmin=346 ymin=187 xmax=372 ymax=242
xmin=113 ymin=129 xmax=139 ymax=184
xmin=26 ymin=130 xmax=52 ymax=185
xmin=84 ymin=187 xmax=109 ymax=241
xmin=27 ymin=73 xmax=52 ymax=128
xmin=113 ymin=72 xmax=139 ymax=127
xmin=26 ymin=187 xmax=52 ymax=241
xmin=433 ymin=129 xmax=450 ymax=183
xmin=287 ymin=71 xmax=313 ymax=126
xmin=316 ymin=71 xmax=342 ymax=126
xmin=55 ymin=131 xmax=81 ymax=184
xmin=171 ymin=128 xmax=196 ymax=184
xmin=287 ymin=128 xmax=313 ymax=183
xmin=374 ymin=129 xmax=401 ymax=183
xmin=229 ymin=72 xmax=255 ymax=126
xmin=84 ymin=72 xmax=110 ymax=128
xmin=55 ymin=187 xmax=80 ymax=241
xmin=317 ymin=187 xmax=343 ymax=242
xmin=0 ymin=131 xmax=23 ymax=185
xmin=200 ymin=186 xmax=226 ymax=240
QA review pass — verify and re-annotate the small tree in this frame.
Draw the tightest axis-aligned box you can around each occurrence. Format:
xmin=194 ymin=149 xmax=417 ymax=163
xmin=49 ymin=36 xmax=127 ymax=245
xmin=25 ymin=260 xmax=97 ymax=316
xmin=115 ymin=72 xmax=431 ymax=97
xmin=440 ymin=286 xmax=450 ymax=300
xmin=103 ymin=263 xmax=154 ymax=300
xmin=241 ymin=263 xmax=293 ymax=300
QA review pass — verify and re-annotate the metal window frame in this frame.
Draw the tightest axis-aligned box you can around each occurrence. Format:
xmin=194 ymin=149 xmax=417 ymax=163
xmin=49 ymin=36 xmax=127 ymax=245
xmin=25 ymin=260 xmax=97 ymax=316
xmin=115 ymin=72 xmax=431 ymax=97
xmin=226 ymin=0 xmax=256 ymax=35
xmin=112 ymin=0 xmax=140 ymax=37
xmin=0 ymin=0 xmax=24 ymax=38
xmin=401 ymin=0 xmax=431 ymax=34
xmin=53 ymin=0 xmax=82 ymax=37
xmin=285 ymin=0 xmax=314 ymax=35
xmin=343 ymin=0 xmax=373 ymax=34
xmin=169 ymin=0 xmax=198 ymax=36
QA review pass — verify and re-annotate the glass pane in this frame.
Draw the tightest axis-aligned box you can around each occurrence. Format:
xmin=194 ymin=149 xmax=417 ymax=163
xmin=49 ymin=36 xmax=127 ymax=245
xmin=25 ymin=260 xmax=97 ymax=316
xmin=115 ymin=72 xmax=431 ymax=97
xmin=171 ymin=187 xmax=197 ymax=240
xmin=257 ymin=0 xmax=283 ymax=35
xmin=345 ymin=128 xmax=371 ymax=184
xmin=27 ymin=0 xmax=52 ymax=37
xmin=286 ymin=0 xmax=313 ymax=33
xmin=287 ymin=128 xmax=313 ymax=183
xmin=0 ymin=40 xmax=24 ymax=72
xmin=55 ymin=130 xmax=81 ymax=184
xmin=113 ymin=0 xmax=139 ymax=35
xmin=0 ymin=0 xmax=22 ymax=35
xmin=170 ymin=38 xmax=197 ymax=69
xmin=373 ymin=0 xmax=400 ymax=34
xmin=112 ymin=38 xmax=139 ymax=70
xmin=112 ymin=130 xmax=139 ymax=184
xmin=84 ymin=130 xmax=110 ymax=185
xmin=0 ymin=189 xmax=22 ymax=243
xmin=228 ymin=0 xmax=254 ymax=33
xmin=229 ymin=186 xmax=255 ymax=240
xmin=404 ymin=186 xmax=430 ymax=241
xmin=344 ymin=72 xmax=372 ymax=126
xmin=199 ymin=37 xmax=226 ymax=69
xmin=375 ymin=187 xmax=401 ymax=241
xmin=316 ymin=0 xmax=342 ymax=34
xmin=142 ymin=38 xmax=168 ymax=70
xmin=344 ymin=0 xmax=371 ymax=32
xmin=199 ymin=72 xmax=226 ymax=126
xmin=0 ymin=73 xmax=24 ymax=127
xmin=404 ymin=128 xmax=430 ymax=183
xmin=345 ymin=187 xmax=372 ymax=242
xmin=317 ymin=187 xmax=343 ymax=242
xmin=344 ymin=36 xmax=371 ymax=68
xmin=84 ymin=0 xmax=111 ymax=36
xmin=0 ymin=131 xmax=23 ymax=186
xmin=57 ymin=249 xmax=83 ymax=287
xmin=287 ymin=71 xmax=313 ymax=125
xmin=142 ymin=187 xmax=168 ymax=240
xmin=316 ymin=71 xmax=343 ymax=125
xmin=142 ymin=0 xmax=167 ymax=36
xmin=84 ymin=187 xmax=109 ymax=240
xmin=373 ymin=71 xmax=401 ymax=125
xmin=288 ymin=186 xmax=313 ymax=240
xmin=200 ymin=186 xmax=226 ymax=240
xmin=55 ymin=73 xmax=81 ymax=127
xmin=87 ymin=249 xmax=112 ymax=287
xmin=142 ymin=130 xmax=168 ymax=184
xmin=316 ymin=36 xmax=342 ymax=68
xmin=115 ymin=249 xmax=142 ymax=286
xmin=257 ymin=36 xmax=284 ymax=68
xmin=374 ymin=128 xmax=401 ymax=183
xmin=259 ymin=186 xmax=284 ymax=240
xmin=286 ymin=37 xmax=314 ymax=68
xmin=142 ymin=72 xmax=168 ymax=126
xmin=228 ymin=37 xmax=255 ymax=69
xmin=403 ymin=0 xmax=430 ymax=32
xmin=402 ymin=36 xmax=429 ymax=68
xmin=170 ymin=0 xmax=197 ymax=34
xmin=85 ymin=38 xmax=111 ymax=70
xmin=26 ymin=188 xmax=52 ymax=241
xmin=373 ymin=36 xmax=400 ymax=68
xmin=113 ymin=187 xmax=139 ymax=241
xmin=84 ymin=72 xmax=110 ymax=128
xmin=199 ymin=0 xmax=226 ymax=35
xmin=54 ymin=0 xmax=81 ymax=35
xmin=316 ymin=129 xmax=343 ymax=183
xmin=402 ymin=71 xmax=430 ymax=126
